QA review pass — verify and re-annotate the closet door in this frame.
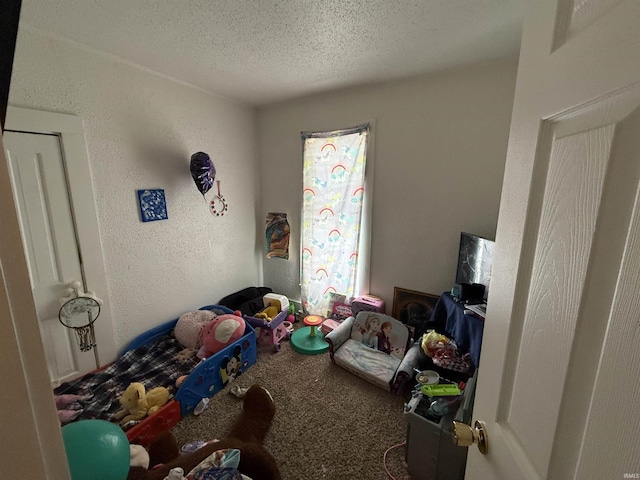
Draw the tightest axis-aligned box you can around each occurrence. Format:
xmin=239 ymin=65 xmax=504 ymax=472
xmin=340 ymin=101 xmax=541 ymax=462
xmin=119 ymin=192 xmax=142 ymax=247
xmin=4 ymin=130 xmax=98 ymax=384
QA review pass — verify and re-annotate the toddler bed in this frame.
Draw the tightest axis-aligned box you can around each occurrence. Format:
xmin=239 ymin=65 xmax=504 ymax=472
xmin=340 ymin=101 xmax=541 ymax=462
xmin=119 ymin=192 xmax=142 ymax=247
xmin=53 ymin=304 xmax=257 ymax=446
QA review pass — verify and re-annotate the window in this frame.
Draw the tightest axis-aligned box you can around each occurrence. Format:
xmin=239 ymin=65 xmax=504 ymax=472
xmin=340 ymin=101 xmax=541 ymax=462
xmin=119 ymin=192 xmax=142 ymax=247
xmin=300 ymin=124 xmax=371 ymax=316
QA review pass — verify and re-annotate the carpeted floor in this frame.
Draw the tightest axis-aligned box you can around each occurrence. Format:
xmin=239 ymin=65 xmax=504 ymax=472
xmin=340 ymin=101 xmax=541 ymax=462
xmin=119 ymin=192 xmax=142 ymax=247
xmin=171 ymin=334 xmax=416 ymax=480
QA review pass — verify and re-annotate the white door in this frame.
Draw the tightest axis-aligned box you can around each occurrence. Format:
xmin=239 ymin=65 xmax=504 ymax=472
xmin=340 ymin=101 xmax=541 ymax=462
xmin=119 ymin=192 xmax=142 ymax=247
xmin=4 ymin=130 xmax=100 ymax=385
xmin=466 ymin=1 xmax=640 ymax=478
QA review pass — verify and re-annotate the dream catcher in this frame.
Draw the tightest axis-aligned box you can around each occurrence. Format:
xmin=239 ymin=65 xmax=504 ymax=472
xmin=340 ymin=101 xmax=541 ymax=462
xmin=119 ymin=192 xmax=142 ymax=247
xmin=58 ymin=281 xmax=102 ymax=360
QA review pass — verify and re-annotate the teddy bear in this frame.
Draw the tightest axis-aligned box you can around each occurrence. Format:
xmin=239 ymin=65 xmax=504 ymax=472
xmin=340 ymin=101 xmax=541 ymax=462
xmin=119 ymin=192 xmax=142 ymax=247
xmin=114 ymin=382 xmax=171 ymax=427
xmin=127 ymin=384 xmax=280 ymax=480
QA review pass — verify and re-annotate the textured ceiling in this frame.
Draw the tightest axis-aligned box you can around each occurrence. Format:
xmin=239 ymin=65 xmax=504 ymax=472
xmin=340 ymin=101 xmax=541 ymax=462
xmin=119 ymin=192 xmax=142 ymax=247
xmin=18 ymin=0 xmax=526 ymax=106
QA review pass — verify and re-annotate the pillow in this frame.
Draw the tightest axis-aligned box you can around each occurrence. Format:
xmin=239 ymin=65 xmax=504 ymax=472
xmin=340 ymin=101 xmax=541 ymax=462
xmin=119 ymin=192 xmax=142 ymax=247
xmin=174 ymin=310 xmax=218 ymax=349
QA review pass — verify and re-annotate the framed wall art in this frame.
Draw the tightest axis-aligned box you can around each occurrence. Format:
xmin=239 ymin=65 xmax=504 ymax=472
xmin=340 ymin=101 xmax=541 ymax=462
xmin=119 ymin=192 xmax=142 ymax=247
xmin=137 ymin=189 xmax=168 ymax=222
xmin=392 ymin=287 xmax=440 ymax=340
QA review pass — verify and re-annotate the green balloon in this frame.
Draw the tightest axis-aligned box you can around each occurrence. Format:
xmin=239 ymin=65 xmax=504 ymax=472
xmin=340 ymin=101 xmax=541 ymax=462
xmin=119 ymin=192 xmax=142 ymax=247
xmin=62 ymin=419 xmax=130 ymax=480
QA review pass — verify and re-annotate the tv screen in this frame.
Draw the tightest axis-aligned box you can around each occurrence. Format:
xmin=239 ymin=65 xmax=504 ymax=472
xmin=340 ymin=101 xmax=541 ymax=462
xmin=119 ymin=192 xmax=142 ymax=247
xmin=455 ymin=232 xmax=495 ymax=301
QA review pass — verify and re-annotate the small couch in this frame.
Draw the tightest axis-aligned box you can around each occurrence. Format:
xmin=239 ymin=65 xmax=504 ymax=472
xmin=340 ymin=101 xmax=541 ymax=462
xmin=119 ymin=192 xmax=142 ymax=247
xmin=325 ymin=311 xmax=421 ymax=394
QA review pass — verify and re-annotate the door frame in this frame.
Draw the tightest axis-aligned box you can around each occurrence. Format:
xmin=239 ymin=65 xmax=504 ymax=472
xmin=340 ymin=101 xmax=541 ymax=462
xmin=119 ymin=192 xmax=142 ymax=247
xmin=5 ymin=106 xmax=117 ymax=366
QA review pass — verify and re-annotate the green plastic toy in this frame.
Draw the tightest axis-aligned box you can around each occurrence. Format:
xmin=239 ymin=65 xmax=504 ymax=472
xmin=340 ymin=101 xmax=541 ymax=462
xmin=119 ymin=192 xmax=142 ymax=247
xmin=421 ymin=383 xmax=462 ymax=397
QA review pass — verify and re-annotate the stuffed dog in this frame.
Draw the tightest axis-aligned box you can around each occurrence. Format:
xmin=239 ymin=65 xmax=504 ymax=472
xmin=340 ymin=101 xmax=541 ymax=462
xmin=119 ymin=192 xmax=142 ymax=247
xmin=127 ymin=384 xmax=280 ymax=480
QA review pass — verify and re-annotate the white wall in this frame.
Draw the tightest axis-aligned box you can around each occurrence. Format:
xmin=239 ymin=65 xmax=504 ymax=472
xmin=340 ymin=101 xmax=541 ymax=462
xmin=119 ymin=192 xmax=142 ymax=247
xmin=8 ymin=27 xmax=262 ymax=348
xmin=258 ymin=58 xmax=518 ymax=310
xmin=6 ymin=26 xmax=517 ymax=347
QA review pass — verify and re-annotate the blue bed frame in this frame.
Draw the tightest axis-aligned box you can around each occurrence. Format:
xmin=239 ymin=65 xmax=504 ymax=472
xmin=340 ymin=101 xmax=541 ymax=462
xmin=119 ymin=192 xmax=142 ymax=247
xmin=120 ymin=304 xmax=257 ymax=417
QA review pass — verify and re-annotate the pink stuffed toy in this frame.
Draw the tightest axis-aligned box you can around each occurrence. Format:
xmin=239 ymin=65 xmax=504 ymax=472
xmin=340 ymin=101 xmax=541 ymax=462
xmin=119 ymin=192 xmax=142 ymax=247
xmin=54 ymin=393 xmax=92 ymax=425
xmin=200 ymin=314 xmax=246 ymax=358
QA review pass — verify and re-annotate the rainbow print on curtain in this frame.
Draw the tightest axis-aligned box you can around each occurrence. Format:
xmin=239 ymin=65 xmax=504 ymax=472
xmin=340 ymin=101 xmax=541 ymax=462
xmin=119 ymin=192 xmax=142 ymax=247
xmin=300 ymin=124 xmax=369 ymax=316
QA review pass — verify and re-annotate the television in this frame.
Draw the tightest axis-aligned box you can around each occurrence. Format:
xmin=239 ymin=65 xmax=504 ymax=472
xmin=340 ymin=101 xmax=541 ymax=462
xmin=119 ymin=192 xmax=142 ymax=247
xmin=455 ymin=232 xmax=495 ymax=302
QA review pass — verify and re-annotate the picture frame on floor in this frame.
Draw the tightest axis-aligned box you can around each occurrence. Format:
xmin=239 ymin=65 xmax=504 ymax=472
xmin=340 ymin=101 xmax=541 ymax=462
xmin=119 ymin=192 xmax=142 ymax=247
xmin=392 ymin=287 xmax=440 ymax=340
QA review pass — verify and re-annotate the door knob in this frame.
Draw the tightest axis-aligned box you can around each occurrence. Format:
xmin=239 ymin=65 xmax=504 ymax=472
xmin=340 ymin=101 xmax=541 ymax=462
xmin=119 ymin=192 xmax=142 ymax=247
xmin=452 ymin=420 xmax=489 ymax=455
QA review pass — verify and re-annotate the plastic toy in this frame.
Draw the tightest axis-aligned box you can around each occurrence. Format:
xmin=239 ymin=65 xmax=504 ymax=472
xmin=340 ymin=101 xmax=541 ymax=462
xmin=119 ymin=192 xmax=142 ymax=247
xmin=415 ymin=369 xmax=440 ymax=385
xmin=420 ymin=383 xmax=462 ymax=397
xmin=243 ymin=294 xmax=291 ymax=352
xmin=254 ymin=305 xmax=279 ymax=322
xmin=291 ymin=315 xmax=329 ymax=355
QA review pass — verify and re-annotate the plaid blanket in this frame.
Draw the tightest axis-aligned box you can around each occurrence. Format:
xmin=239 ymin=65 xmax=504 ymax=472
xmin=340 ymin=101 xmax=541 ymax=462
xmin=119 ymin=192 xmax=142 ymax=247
xmin=54 ymin=334 xmax=198 ymax=422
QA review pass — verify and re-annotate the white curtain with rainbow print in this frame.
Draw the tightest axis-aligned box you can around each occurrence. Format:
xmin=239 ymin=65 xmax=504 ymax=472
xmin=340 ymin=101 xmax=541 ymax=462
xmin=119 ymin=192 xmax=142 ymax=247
xmin=301 ymin=124 xmax=369 ymax=316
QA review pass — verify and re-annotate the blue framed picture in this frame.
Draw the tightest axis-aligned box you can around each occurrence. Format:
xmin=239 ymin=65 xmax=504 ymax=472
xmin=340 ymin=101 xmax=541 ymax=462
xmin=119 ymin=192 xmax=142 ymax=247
xmin=137 ymin=189 xmax=168 ymax=222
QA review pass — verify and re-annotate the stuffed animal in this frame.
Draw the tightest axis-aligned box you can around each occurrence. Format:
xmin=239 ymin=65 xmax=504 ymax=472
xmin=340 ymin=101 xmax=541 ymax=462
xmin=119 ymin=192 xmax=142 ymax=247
xmin=176 ymin=347 xmax=197 ymax=363
xmin=129 ymin=444 xmax=150 ymax=470
xmin=54 ymin=393 xmax=93 ymax=425
xmin=254 ymin=305 xmax=279 ymax=322
xmin=127 ymin=384 xmax=280 ymax=480
xmin=114 ymin=382 xmax=171 ymax=427
xmin=174 ymin=310 xmax=218 ymax=349
xmin=200 ymin=314 xmax=246 ymax=358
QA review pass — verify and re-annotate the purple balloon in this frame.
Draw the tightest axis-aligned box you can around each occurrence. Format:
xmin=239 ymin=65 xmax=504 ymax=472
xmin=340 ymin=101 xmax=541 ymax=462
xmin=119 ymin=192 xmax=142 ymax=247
xmin=190 ymin=152 xmax=216 ymax=196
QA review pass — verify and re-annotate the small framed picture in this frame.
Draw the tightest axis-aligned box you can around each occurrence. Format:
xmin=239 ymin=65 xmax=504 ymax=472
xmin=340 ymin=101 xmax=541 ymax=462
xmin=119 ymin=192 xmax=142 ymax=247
xmin=137 ymin=189 xmax=168 ymax=222
xmin=392 ymin=287 xmax=440 ymax=340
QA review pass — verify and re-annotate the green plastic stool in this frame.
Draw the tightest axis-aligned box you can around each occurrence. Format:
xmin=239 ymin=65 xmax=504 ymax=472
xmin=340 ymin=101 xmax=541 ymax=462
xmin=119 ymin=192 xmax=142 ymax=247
xmin=291 ymin=315 xmax=329 ymax=355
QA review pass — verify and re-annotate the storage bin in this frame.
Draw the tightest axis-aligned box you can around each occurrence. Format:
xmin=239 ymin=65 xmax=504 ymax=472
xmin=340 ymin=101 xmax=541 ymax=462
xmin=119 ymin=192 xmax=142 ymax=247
xmin=404 ymin=371 xmax=477 ymax=480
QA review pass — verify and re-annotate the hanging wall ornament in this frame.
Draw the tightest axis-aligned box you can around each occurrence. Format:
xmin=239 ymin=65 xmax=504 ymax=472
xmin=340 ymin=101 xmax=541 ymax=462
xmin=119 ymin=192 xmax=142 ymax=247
xmin=209 ymin=180 xmax=228 ymax=217
xmin=190 ymin=151 xmax=216 ymax=197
